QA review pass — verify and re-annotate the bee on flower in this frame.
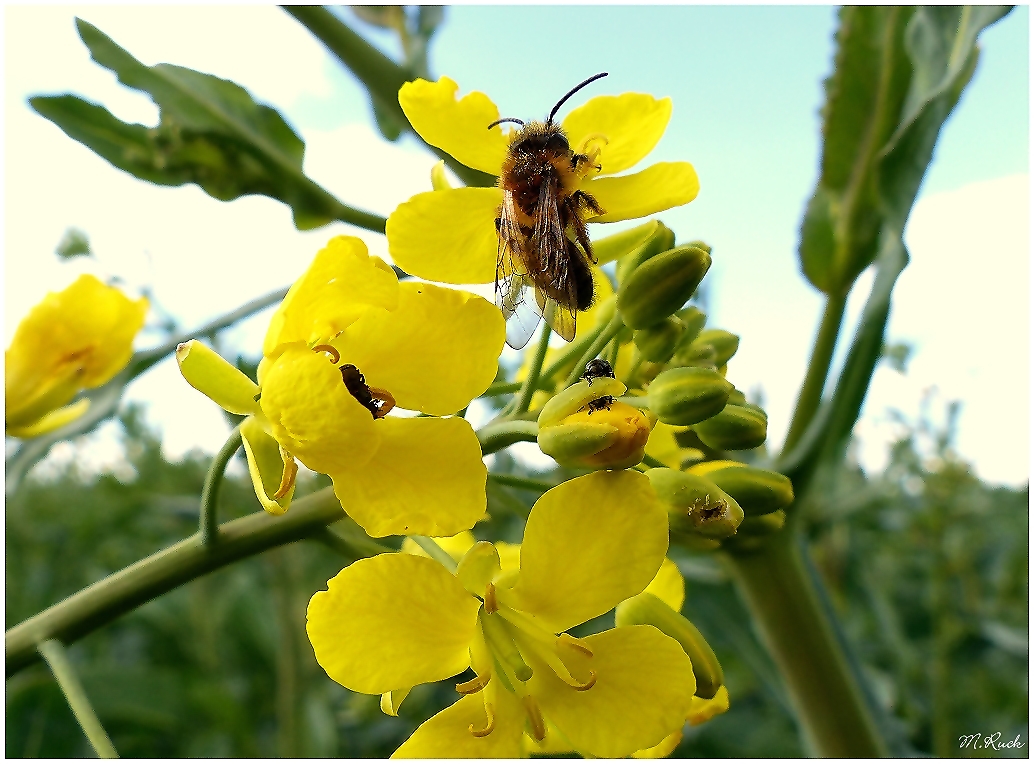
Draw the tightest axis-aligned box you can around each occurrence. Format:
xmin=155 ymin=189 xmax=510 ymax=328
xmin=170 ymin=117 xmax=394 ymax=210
xmin=386 ymin=75 xmax=700 ymax=347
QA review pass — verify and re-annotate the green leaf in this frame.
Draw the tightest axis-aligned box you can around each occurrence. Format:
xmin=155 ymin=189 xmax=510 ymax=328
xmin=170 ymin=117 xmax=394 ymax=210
xmin=29 ymin=18 xmax=384 ymax=233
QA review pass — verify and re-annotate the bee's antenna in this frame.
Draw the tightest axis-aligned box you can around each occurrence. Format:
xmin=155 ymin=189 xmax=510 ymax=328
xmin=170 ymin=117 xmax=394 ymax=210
xmin=548 ymin=72 xmax=609 ymax=124
xmin=488 ymin=117 xmax=525 ymax=129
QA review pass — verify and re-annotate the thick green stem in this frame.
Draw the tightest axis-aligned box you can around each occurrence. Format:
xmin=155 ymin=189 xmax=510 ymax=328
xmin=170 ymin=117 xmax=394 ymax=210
xmin=782 ymin=292 xmax=847 ymax=453
xmin=488 ymin=473 xmax=556 ymax=493
xmin=725 ymin=534 xmax=886 ymax=757
xmin=38 ymin=639 xmax=119 ymax=758
xmin=199 ymin=427 xmax=242 ymax=545
xmin=409 ymin=536 xmax=458 ymax=573
xmin=514 ymin=325 xmax=552 ymax=414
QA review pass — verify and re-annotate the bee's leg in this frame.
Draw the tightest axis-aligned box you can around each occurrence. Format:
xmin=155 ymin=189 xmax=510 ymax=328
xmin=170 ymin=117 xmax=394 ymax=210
xmin=566 ymin=199 xmax=598 ymax=265
xmin=571 ymin=189 xmax=604 ymax=217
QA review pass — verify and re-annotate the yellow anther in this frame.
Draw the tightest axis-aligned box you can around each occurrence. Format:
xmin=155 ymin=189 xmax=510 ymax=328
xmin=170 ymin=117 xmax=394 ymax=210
xmin=522 ymin=696 xmax=546 ymax=742
xmin=273 ymin=448 xmax=298 ymax=499
xmin=484 ymin=581 xmax=498 ymax=614
xmin=557 ymin=633 xmax=594 ymax=657
xmin=455 ymin=674 xmax=491 ymax=695
xmin=311 ymin=344 xmax=340 ymax=364
xmin=573 ymin=669 xmax=597 ymax=692
xmin=469 ymin=702 xmax=496 ymax=738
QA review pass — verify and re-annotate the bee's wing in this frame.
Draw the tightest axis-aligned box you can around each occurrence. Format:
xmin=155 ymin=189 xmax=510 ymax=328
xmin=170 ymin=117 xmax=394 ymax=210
xmin=531 ymin=175 xmax=569 ymax=284
xmin=496 ymin=191 xmax=543 ymax=350
xmin=533 ymin=288 xmax=578 ymax=343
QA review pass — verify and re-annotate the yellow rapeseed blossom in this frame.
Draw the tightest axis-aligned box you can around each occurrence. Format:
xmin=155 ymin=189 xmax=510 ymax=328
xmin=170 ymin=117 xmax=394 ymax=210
xmin=306 ymin=471 xmax=697 ymax=758
xmin=385 ymin=76 xmax=700 ymax=285
xmin=5 ymin=274 xmax=147 ymax=438
xmin=177 ymin=236 xmax=505 ymax=538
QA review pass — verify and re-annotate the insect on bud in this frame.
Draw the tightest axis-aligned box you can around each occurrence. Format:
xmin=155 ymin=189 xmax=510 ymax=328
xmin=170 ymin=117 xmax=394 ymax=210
xmin=689 ymin=460 xmax=794 ymax=516
xmin=176 ymin=340 xmax=261 ymax=415
xmin=692 ymin=403 xmax=768 ymax=451
xmin=633 ymin=316 xmax=685 ymax=363
xmin=648 ymin=366 xmax=732 ymax=426
xmin=646 ymin=467 xmax=744 ymax=538
xmin=616 ymin=592 xmax=724 ymax=699
xmin=617 ymin=246 xmax=712 ymax=329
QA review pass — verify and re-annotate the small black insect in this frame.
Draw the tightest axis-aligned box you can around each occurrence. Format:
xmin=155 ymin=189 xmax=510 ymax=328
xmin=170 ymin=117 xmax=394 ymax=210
xmin=340 ymin=364 xmax=395 ymax=419
xmin=586 ymin=395 xmax=615 ymax=415
xmin=582 ymin=358 xmax=616 ymax=386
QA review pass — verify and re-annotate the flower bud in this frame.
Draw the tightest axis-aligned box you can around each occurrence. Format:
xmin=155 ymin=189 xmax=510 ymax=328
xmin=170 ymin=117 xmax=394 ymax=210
xmin=646 ymin=467 xmax=744 ymax=538
xmin=616 ymin=591 xmax=724 ymax=699
xmin=538 ymin=377 xmax=626 ymax=427
xmin=737 ymin=509 xmax=786 ymax=535
xmin=681 ymin=329 xmax=740 ymax=368
xmin=693 ymin=404 xmax=768 ymax=451
xmin=539 ymin=402 xmax=651 ymax=470
xmin=176 ymin=340 xmax=261 ymax=415
xmin=689 ymin=460 xmax=794 ymax=516
xmin=675 ymin=305 xmax=707 ymax=349
xmin=685 ymin=239 xmax=712 ymax=255
xmin=648 ymin=367 xmax=732 ymax=426
xmin=633 ymin=316 xmax=685 ymax=362
xmin=614 ymin=222 xmax=677 ymax=282
xmin=617 ymin=246 xmax=711 ymax=329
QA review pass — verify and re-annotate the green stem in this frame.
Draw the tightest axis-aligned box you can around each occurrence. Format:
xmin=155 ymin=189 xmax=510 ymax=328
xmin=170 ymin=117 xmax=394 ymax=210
xmin=540 ymin=319 xmax=607 ymax=384
xmin=514 ymin=325 xmax=552 ymax=414
xmin=782 ymin=292 xmax=847 ymax=452
xmin=409 ymin=536 xmax=458 ymax=573
xmin=481 ymin=380 xmax=522 ymax=397
xmin=6 ymin=421 xmax=539 ymax=677
xmin=725 ymin=533 xmax=886 ymax=757
xmin=199 ymin=427 xmax=242 ymax=545
xmin=37 ymin=639 xmax=118 ymax=758
xmin=562 ymin=313 xmax=625 ymax=388
xmin=640 ymin=454 xmax=667 ymax=469
xmin=488 ymin=473 xmax=556 ymax=493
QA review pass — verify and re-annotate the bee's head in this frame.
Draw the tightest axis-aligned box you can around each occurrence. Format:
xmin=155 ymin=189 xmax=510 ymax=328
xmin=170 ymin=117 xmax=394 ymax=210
xmin=513 ymin=126 xmax=570 ymax=155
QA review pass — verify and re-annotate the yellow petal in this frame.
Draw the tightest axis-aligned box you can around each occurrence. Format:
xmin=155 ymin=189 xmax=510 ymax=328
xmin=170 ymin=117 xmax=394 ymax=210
xmin=644 ymin=421 xmax=685 ymax=470
xmin=504 ymin=471 xmax=668 ymax=633
xmin=530 ymin=626 xmax=695 ymax=758
xmin=644 ymin=558 xmax=685 ymax=612
xmin=307 ymin=553 xmax=480 ymax=695
xmin=561 ymin=94 xmax=672 ymax=176
xmin=386 ymin=188 xmax=502 ymax=285
xmin=5 ymin=398 xmax=90 ymax=439
xmin=259 ymin=345 xmax=379 ymax=477
xmin=331 ymin=416 xmax=487 ymax=538
xmin=239 ymin=414 xmax=295 ymax=515
xmin=6 ymin=274 xmax=146 ymax=429
xmin=398 ymin=76 xmax=509 ymax=175
xmin=176 ymin=340 xmax=261 ymax=416
xmin=584 ymin=162 xmax=700 ymax=224
xmin=336 ymin=282 xmax=504 ymax=415
xmin=632 ymin=730 xmax=683 ymax=758
xmin=262 ymin=236 xmax=399 ymax=358
xmin=687 ymin=685 xmax=730 ymax=725
xmin=391 ymin=689 xmax=526 ymax=758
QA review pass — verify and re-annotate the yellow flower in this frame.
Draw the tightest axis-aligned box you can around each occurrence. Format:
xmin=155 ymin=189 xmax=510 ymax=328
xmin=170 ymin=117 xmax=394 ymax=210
xmin=5 ymin=275 xmax=147 ymax=438
xmin=178 ymin=236 xmax=505 ymax=538
xmin=385 ymin=76 xmax=700 ymax=285
xmin=306 ymin=471 xmax=697 ymax=758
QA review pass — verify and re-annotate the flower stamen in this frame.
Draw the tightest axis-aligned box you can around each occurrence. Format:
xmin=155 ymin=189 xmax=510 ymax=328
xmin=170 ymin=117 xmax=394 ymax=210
xmin=557 ymin=633 xmax=594 ymax=657
xmin=455 ymin=673 xmax=491 ymax=695
xmin=312 ymin=344 xmax=340 ymax=364
xmin=522 ymin=695 xmax=547 ymax=742
xmin=469 ymin=702 xmax=496 ymax=738
xmin=273 ymin=448 xmax=298 ymax=499
xmin=483 ymin=582 xmax=498 ymax=614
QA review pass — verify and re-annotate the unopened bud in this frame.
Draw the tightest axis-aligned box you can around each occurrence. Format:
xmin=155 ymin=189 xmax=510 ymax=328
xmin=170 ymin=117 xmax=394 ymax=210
xmin=614 ymin=222 xmax=677 ymax=281
xmin=616 ymin=592 xmax=723 ymax=699
xmin=738 ymin=509 xmax=786 ymax=535
xmin=648 ymin=367 xmax=732 ymax=426
xmin=685 ymin=239 xmax=712 ymax=255
xmin=646 ymin=467 xmax=744 ymax=538
xmin=176 ymin=340 xmax=261 ymax=415
xmin=689 ymin=461 xmax=794 ymax=515
xmin=633 ymin=316 xmax=685 ymax=362
xmin=681 ymin=329 xmax=740 ymax=368
xmin=538 ymin=377 xmax=626 ymax=428
xmin=675 ymin=306 xmax=707 ymax=349
xmin=539 ymin=402 xmax=651 ymax=470
xmin=617 ymin=246 xmax=711 ymax=329
xmin=693 ymin=404 xmax=768 ymax=451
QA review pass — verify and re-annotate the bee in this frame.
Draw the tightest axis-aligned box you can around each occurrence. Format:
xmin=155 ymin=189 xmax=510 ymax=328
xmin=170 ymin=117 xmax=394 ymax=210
xmin=491 ymin=72 xmax=609 ymax=349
